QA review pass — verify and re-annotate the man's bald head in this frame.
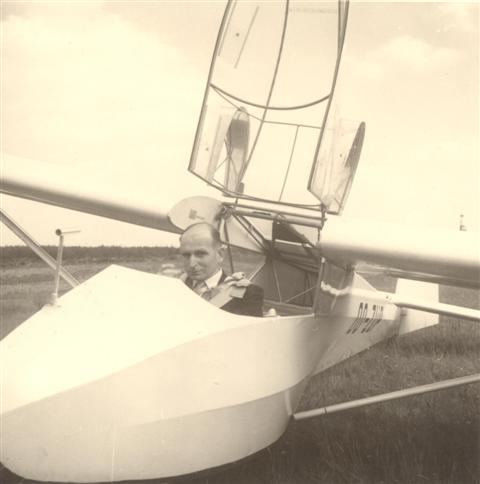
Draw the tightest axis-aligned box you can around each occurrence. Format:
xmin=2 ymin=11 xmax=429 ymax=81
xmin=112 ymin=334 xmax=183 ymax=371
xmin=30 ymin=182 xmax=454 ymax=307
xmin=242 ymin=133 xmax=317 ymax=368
xmin=179 ymin=223 xmax=224 ymax=281
xmin=180 ymin=223 xmax=221 ymax=248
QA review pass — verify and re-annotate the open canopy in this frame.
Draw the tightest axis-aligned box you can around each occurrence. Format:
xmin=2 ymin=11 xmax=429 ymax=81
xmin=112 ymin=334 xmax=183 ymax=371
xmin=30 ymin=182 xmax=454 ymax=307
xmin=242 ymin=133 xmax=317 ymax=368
xmin=189 ymin=0 xmax=359 ymax=214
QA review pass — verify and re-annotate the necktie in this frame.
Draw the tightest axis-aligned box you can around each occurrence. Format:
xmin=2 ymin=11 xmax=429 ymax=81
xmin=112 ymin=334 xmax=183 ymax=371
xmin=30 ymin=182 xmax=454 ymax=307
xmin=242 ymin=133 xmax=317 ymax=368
xmin=193 ymin=281 xmax=212 ymax=300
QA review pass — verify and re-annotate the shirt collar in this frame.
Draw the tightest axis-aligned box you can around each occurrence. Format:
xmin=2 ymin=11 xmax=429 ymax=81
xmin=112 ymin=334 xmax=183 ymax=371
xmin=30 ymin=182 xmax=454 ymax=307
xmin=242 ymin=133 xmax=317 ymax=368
xmin=203 ymin=269 xmax=223 ymax=289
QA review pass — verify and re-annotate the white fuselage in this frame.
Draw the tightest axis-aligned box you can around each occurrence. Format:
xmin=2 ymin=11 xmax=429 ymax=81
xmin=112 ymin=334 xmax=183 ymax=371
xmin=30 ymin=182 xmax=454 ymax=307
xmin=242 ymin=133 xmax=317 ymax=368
xmin=0 ymin=265 xmax=407 ymax=482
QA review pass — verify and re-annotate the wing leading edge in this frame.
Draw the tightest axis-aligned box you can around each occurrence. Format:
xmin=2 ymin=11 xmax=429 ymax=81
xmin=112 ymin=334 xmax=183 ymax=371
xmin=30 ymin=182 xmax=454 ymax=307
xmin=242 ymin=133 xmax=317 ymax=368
xmin=319 ymin=216 xmax=480 ymax=289
xmin=0 ymin=154 xmax=179 ymax=234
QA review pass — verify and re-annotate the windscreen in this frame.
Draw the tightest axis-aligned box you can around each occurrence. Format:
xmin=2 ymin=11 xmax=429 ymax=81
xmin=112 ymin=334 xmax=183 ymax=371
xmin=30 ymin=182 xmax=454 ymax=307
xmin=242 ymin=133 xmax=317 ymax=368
xmin=309 ymin=119 xmax=365 ymax=214
xmin=189 ymin=0 xmax=351 ymax=211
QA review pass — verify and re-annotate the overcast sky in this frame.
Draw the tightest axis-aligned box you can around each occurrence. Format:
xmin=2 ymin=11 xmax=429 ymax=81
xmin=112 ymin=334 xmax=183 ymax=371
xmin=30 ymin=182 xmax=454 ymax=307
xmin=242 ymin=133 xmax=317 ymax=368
xmin=1 ymin=1 xmax=478 ymax=247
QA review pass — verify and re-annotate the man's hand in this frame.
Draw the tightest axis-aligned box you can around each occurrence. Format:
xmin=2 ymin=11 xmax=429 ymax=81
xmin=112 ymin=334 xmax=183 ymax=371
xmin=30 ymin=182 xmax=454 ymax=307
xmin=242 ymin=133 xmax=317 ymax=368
xmin=224 ymin=272 xmax=252 ymax=288
xmin=158 ymin=263 xmax=183 ymax=278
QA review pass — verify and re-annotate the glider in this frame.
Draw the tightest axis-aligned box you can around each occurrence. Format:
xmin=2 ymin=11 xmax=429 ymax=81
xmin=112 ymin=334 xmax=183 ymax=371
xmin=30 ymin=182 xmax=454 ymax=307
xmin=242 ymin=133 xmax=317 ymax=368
xmin=1 ymin=1 xmax=479 ymax=481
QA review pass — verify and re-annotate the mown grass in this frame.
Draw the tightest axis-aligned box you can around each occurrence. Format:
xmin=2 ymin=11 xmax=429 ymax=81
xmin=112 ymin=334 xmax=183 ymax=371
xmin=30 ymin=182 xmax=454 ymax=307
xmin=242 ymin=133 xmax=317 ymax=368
xmin=0 ymin=247 xmax=479 ymax=484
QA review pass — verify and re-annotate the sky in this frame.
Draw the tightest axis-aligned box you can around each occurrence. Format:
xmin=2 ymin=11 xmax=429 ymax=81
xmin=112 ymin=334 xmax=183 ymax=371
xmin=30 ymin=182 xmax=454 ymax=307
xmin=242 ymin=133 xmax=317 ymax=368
xmin=0 ymin=1 xmax=478 ymax=247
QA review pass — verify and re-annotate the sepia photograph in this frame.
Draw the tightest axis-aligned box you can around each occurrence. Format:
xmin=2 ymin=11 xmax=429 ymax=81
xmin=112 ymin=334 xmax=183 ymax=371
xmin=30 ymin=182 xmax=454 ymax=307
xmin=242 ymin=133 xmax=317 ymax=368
xmin=1 ymin=1 xmax=479 ymax=483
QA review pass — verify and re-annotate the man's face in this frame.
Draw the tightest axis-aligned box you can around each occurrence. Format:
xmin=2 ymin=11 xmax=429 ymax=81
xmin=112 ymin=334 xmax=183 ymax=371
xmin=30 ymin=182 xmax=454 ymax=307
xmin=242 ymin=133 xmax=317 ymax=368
xmin=179 ymin=229 xmax=223 ymax=281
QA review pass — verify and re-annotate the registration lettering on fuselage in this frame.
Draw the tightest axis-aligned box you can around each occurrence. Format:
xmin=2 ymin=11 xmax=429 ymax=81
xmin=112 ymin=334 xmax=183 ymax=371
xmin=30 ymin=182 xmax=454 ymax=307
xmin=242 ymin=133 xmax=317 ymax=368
xmin=346 ymin=302 xmax=384 ymax=334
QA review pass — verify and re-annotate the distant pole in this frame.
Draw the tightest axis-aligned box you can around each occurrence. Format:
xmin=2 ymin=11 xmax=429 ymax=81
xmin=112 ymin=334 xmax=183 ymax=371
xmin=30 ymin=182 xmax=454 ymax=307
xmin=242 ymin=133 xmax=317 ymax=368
xmin=51 ymin=234 xmax=65 ymax=304
xmin=50 ymin=228 xmax=81 ymax=305
xmin=459 ymin=214 xmax=466 ymax=232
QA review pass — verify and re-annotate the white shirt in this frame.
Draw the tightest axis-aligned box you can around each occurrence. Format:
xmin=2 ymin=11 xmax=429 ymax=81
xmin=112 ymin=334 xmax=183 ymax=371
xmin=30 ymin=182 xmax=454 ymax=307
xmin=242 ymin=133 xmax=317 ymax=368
xmin=190 ymin=269 xmax=223 ymax=299
xmin=202 ymin=269 xmax=223 ymax=290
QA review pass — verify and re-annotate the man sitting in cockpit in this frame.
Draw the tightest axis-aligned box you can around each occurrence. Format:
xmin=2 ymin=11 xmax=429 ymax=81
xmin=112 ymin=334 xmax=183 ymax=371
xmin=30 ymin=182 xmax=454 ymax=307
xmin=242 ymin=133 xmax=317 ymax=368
xmin=178 ymin=222 xmax=264 ymax=316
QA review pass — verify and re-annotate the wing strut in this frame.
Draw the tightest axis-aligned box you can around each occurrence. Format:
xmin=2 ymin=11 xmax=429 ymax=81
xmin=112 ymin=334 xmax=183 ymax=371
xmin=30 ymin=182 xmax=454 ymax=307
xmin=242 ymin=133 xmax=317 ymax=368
xmin=293 ymin=373 xmax=480 ymax=420
xmin=386 ymin=293 xmax=480 ymax=323
xmin=0 ymin=208 xmax=78 ymax=288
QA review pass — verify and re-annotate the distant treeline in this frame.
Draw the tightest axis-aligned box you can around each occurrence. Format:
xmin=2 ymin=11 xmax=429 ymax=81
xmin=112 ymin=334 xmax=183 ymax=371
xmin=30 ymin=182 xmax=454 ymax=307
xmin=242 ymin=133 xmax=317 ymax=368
xmin=0 ymin=245 xmax=262 ymax=268
xmin=0 ymin=245 xmax=177 ymax=267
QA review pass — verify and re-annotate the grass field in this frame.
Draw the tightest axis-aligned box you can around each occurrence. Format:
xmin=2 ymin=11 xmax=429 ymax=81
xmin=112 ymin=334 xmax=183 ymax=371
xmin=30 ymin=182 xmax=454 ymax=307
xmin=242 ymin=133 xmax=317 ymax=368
xmin=1 ymin=247 xmax=479 ymax=484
